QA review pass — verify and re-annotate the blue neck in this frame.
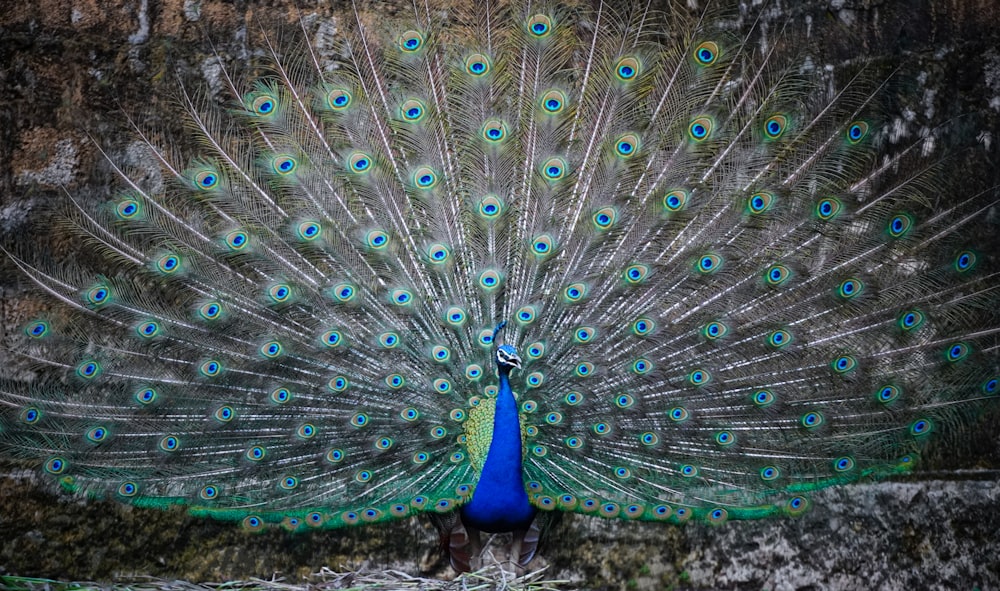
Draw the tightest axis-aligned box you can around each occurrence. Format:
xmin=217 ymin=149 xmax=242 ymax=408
xmin=460 ymin=367 xmax=536 ymax=532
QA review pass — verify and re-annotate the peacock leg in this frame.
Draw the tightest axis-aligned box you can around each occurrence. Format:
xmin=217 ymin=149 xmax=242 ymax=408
xmin=513 ymin=516 xmax=541 ymax=569
xmin=445 ymin=517 xmax=480 ymax=573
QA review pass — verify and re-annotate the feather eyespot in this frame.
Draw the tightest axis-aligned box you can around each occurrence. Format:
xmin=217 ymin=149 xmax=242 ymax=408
xmin=478 ymin=269 xmax=502 ymax=290
xmin=328 ymin=88 xmax=352 ymax=110
xmin=593 ymin=207 xmax=617 ymax=229
xmin=541 ymin=157 xmax=567 ymax=180
xmin=479 ymin=195 xmax=504 ymax=218
xmin=846 ymin=121 xmax=869 ymax=143
xmin=400 ymin=98 xmax=425 ymax=121
xmin=763 ymin=114 xmax=787 ymax=139
xmin=527 ymin=14 xmax=552 ymax=37
xmin=663 ymin=189 xmax=689 ymax=212
xmin=531 ymin=234 xmax=554 ymax=256
xmin=694 ymin=41 xmax=719 ymax=65
xmin=399 ymin=30 xmax=424 ymax=52
xmin=465 ymin=53 xmax=491 ymax=76
xmin=747 ymin=191 xmax=774 ymax=214
xmin=615 ymin=134 xmax=639 ymax=157
xmin=540 ymin=90 xmax=566 ymax=114
xmin=412 ymin=166 xmax=438 ymax=189
xmin=615 ymin=56 xmax=640 ymax=81
xmin=816 ymin=197 xmax=842 ymax=220
xmin=688 ymin=116 xmax=713 ymax=141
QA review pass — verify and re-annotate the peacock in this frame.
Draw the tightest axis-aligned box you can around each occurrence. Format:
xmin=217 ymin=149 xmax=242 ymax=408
xmin=1 ymin=0 xmax=998 ymax=577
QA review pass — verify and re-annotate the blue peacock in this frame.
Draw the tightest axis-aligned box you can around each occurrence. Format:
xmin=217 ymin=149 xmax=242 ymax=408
xmin=1 ymin=0 xmax=998 ymax=575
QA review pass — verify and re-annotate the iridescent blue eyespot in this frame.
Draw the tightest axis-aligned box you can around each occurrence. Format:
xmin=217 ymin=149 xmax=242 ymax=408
xmin=225 ymin=230 xmax=249 ymax=251
xmin=846 ymin=121 xmax=869 ymax=144
xmin=527 ymin=14 xmax=552 ymax=36
xmin=615 ymin=134 xmax=639 ymax=157
xmin=77 ymin=360 xmax=101 ymax=379
xmin=271 ymin=386 xmax=293 ymax=404
xmin=135 ymin=387 xmax=157 ymax=405
xmin=85 ymin=284 xmax=111 ymax=306
xmin=327 ymin=376 xmax=347 ymax=393
xmin=412 ymin=166 xmax=438 ymax=189
xmin=747 ymin=191 xmax=774 ymax=214
xmin=482 ymin=119 xmax=507 ymax=142
xmin=694 ymin=41 xmax=719 ymax=66
xmin=200 ymin=360 xmax=222 ymax=377
xmin=156 ymin=254 xmax=181 ymax=274
xmin=366 ymin=230 xmax=388 ymax=249
xmin=696 ymin=254 xmax=722 ymax=274
xmin=624 ymin=264 xmax=649 ymax=284
xmin=946 ymin=342 xmax=969 ymax=362
xmin=399 ymin=30 xmax=424 ymax=52
xmin=540 ymin=90 xmax=566 ymax=114
xmin=663 ymin=189 xmax=688 ymax=212
xmin=541 ymin=157 xmax=566 ymax=180
xmin=816 ymin=197 xmax=842 ymax=220
xmin=136 ymin=321 xmax=161 ymax=339
xmin=715 ymin=431 xmax=735 ymax=446
xmin=761 ymin=466 xmax=779 ymax=481
xmin=910 ymin=418 xmax=932 ymax=436
xmin=199 ymin=301 xmax=222 ymax=320
xmin=689 ymin=369 xmax=710 ymax=385
xmin=386 ymin=374 xmax=404 ymax=389
xmin=532 ymin=234 xmax=554 ymax=256
xmin=564 ymin=283 xmax=587 ymax=302
xmin=615 ymin=57 xmax=640 ymax=81
xmin=25 ymin=320 xmax=49 ymax=339
xmin=259 ymin=340 xmax=282 ymax=358
xmin=160 ymin=436 xmax=180 ymax=452
xmin=632 ymin=358 xmax=651 ymax=374
xmin=465 ymin=53 xmax=491 ymax=76
xmin=116 ymin=198 xmax=141 ymax=219
xmin=479 ymin=195 xmax=503 ymax=218
xmin=768 ymin=329 xmax=792 ymax=348
xmin=85 ymin=427 xmax=113 ymax=446
xmin=328 ymin=88 xmax=352 ymax=110
xmin=195 ymin=169 xmax=219 ymax=190
xmin=876 ymin=385 xmax=900 ymax=403
xmin=763 ymin=115 xmax=787 ymax=139
xmin=838 ymin=278 xmax=863 ymax=299
xmin=833 ymin=456 xmax=855 ymax=472
xmin=702 ymin=321 xmax=727 ymax=340
xmin=297 ymin=221 xmax=321 ymax=241
xmin=400 ymin=98 xmax=425 ymax=121
xmin=119 ymin=482 xmax=138 ymax=497
xmin=752 ymin=389 xmax=775 ymax=407
xmin=272 ymin=155 xmax=297 ymax=175
xmin=681 ymin=464 xmax=697 ymax=477
xmin=20 ymin=407 xmax=41 ymax=424
xmin=268 ymin=284 xmax=292 ymax=303
xmin=45 ymin=457 xmax=66 ymax=474
xmin=593 ymin=207 xmax=617 ymax=229
xmin=955 ymin=250 xmax=976 ymax=272
xmin=214 ymin=406 xmax=234 ymax=422
xmin=983 ymin=377 xmax=998 ymax=395
xmin=250 ymin=94 xmax=276 ymax=116
xmin=888 ymin=213 xmax=913 ymax=238
xmin=766 ymin=264 xmax=790 ymax=285
xmin=801 ymin=412 xmax=823 ymax=428
xmin=479 ymin=269 xmax=501 ymax=290
xmin=633 ymin=317 xmax=655 ymax=335
xmin=832 ymin=355 xmax=857 ymax=373
xmin=349 ymin=152 xmax=372 ymax=173
xmin=669 ymin=407 xmax=689 ymax=421
xmin=688 ymin=116 xmax=713 ymax=141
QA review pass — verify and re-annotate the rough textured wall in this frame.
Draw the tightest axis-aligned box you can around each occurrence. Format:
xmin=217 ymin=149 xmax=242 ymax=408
xmin=1 ymin=0 xmax=999 ymax=589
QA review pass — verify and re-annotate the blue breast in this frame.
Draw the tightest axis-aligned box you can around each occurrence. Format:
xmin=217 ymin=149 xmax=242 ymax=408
xmin=460 ymin=371 xmax=537 ymax=532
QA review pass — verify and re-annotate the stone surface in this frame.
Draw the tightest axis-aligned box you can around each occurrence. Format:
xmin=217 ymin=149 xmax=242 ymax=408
xmin=1 ymin=0 xmax=998 ymax=589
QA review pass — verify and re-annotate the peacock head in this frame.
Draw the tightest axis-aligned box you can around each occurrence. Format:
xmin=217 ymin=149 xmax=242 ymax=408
xmin=496 ymin=344 xmax=522 ymax=371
